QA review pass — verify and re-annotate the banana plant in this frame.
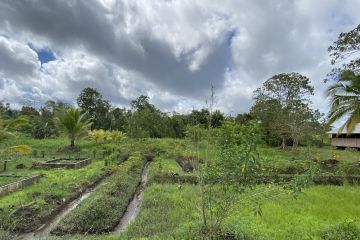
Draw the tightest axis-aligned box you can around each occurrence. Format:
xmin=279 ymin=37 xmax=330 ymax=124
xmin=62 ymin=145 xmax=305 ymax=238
xmin=0 ymin=116 xmax=32 ymax=154
xmin=0 ymin=116 xmax=32 ymax=171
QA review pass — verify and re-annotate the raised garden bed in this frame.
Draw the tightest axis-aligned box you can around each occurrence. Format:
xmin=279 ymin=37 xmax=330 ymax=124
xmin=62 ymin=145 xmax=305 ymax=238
xmin=0 ymin=174 xmax=43 ymax=196
xmin=52 ymin=154 xmax=145 ymax=234
xmin=32 ymin=157 xmax=91 ymax=169
xmin=0 ymin=174 xmax=26 ymax=187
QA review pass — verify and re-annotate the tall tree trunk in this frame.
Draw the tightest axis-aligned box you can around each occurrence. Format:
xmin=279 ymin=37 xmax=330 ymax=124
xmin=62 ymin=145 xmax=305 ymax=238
xmin=70 ymin=138 xmax=75 ymax=148
xmin=281 ymin=136 xmax=286 ymax=149
xmin=292 ymin=137 xmax=299 ymax=150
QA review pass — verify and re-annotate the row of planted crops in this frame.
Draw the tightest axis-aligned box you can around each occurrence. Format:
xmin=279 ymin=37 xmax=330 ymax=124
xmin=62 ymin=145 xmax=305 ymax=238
xmin=1 ymin=136 xmax=360 ymax=240
xmin=0 ymin=137 xmax=161 ymax=239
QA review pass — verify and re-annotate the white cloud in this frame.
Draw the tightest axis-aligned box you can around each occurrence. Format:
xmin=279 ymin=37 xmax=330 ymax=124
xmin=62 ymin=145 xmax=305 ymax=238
xmin=0 ymin=0 xmax=360 ymax=117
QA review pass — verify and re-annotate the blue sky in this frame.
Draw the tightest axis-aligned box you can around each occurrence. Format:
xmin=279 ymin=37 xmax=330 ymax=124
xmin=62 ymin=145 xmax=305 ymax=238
xmin=0 ymin=0 xmax=359 ymax=120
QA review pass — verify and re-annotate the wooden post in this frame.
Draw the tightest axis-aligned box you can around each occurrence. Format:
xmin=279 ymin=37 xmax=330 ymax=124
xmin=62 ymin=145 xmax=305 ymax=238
xmin=3 ymin=160 xmax=10 ymax=171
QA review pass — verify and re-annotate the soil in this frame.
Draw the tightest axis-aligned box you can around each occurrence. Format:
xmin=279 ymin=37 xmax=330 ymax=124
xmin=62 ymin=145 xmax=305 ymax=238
xmin=221 ymin=233 xmax=237 ymax=240
xmin=12 ymin=171 xmax=111 ymax=233
xmin=44 ymin=195 xmax=64 ymax=205
xmin=144 ymin=153 xmax=155 ymax=162
xmin=11 ymin=207 xmax=42 ymax=232
xmin=319 ymin=159 xmax=339 ymax=171
xmin=176 ymin=156 xmax=195 ymax=172
xmin=16 ymin=164 xmax=26 ymax=169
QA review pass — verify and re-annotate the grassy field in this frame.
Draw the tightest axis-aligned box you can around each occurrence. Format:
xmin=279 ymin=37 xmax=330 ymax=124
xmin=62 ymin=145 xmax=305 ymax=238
xmin=1 ymin=136 xmax=359 ymax=239
xmin=45 ymin=183 xmax=360 ymax=240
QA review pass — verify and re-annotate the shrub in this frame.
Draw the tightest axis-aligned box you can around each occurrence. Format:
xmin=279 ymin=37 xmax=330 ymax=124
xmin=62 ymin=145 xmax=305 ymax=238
xmin=321 ymin=221 xmax=360 ymax=240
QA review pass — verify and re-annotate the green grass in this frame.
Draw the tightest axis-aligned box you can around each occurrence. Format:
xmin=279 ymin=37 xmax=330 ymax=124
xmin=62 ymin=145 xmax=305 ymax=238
xmin=224 ymin=185 xmax=360 ymax=239
xmin=259 ymin=145 xmax=360 ymax=164
xmin=0 ymin=160 xmax=107 ymax=232
xmin=46 ymin=183 xmax=201 ymax=240
xmin=0 ymin=175 xmax=28 ymax=187
xmin=53 ymin=153 xmax=145 ymax=234
xmin=148 ymin=156 xmax=181 ymax=177
xmin=121 ymin=183 xmax=200 ymax=239
xmin=46 ymin=184 xmax=360 ymax=240
xmin=1 ymin=136 xmax=360 ymax=239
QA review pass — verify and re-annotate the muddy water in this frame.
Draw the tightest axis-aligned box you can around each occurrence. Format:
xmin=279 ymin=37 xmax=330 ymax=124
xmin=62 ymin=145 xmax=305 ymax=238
xmin=16 ymin=189 xmax=94 ymax=240
xmin=114 ymin=162 xmax=150 ymax=233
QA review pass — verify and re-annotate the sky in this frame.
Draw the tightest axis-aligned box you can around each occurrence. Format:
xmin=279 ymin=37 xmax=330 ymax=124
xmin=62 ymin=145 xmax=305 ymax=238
xmin=0 ymin=0 xmax=359 ymax=116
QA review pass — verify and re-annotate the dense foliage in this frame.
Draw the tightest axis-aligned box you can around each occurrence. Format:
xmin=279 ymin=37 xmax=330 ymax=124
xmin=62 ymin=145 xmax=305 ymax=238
xmin=251 ymin=73 xmax=323 ymax=149
xmin=326 ymin=24 xmax=360 ymax=133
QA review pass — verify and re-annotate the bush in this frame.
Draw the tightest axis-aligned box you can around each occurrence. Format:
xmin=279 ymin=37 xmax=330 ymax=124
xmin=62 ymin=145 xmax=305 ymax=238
xmin=321 ymin=221 xmax=360 ymax=240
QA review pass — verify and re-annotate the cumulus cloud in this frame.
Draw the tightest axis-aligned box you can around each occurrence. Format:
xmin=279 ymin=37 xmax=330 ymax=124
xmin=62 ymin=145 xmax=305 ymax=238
xmin=0 ymin=0 xmax=360 ymax=114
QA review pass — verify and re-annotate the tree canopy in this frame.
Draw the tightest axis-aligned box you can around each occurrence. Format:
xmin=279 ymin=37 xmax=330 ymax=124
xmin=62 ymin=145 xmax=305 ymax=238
xmin=77 ymin=88 xmax=111 ymax=130
xmin=252 ymin=72 xmax=320 ymax=148
xmin=326 ymin=24 xmax=360 ymax=133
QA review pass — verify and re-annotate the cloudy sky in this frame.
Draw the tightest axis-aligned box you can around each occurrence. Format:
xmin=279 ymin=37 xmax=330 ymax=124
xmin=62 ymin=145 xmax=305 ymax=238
xmin=0 ymin=0 xmax=359 ymax=115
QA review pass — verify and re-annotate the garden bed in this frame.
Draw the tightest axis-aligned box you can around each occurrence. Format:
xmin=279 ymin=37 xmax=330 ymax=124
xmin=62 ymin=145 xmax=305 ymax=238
xmin=32 ymin=157 xmax=91 ymax=169
xmin=0 ymin=174 xmax=43 ymax=196
xmin=0 ymin=174 xmax=26 ymax=187
xmin=52 ymin=153 xmax=146 ymax=234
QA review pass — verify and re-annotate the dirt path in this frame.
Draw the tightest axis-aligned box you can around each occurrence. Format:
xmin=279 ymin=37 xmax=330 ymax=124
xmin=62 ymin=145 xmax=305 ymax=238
xmin=114 ymin=161 xmax=150 ymax=233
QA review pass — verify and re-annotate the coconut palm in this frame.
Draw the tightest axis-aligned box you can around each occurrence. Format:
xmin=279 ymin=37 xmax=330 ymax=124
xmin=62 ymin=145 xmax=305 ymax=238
xmin=55 ymin=106 xmax=92 ymax=148
xmin=327 ymin=70 xmax=360 ymax=133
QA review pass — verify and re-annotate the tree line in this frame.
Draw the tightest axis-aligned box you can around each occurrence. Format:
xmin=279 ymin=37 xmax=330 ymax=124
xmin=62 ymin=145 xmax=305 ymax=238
xmin=1 ymin=79 xmax=326 ymax=149
xmin=0 ymin=88 xmax=226 ymax=140
xmin=4 ymin=22 xmax=360 ymax=149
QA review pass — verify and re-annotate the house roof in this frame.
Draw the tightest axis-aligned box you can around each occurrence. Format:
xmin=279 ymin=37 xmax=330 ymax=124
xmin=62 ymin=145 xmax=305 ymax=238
xmin=328 ymin=123 xmax=360 ymax=134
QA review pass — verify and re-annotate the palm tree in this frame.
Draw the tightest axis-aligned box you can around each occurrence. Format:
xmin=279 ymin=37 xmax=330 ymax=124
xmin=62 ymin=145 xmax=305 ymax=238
xmin=55 ymin=106 xmax=92 ymax=148
xmin=327 ymin=70 xmax=360 ymax=133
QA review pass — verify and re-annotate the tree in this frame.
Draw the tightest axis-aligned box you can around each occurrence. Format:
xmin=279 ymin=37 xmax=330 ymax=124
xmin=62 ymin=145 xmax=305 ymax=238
xmin=54 ymin=106 xmax=92 ymax=148
xmin=128 ymin=95 xmax=168 ymax=138
xmin=109 ymin=107 xmax=128 ymax=131
xmin=327 ymin=70 xmax=360 ymax=133
xmin=235 ymin=113 xmax=253 ymax=125
xmin=251 ymin=98 xmax=287 ymax=147
xmin=252 ymin=73 xmax=316 ymax=149
xmin=77 ymin=88 xmax=111 ymax=130
xmin=168 ymin=113 xmax=187 ymax=138
xmin=327 ymin=24 xmax=360 ymax=80
xmin=287 ymin=101 xmax=322 ymax=149
xmin=131 ymin=95 xmax=153 ymax=111
xmin=188 ymin=109 xmax=210 ymax=128
xmin=326 ymin=24 xmax=360 ymax=133
xmin=210 ymin=110 xmax=224 ymax=128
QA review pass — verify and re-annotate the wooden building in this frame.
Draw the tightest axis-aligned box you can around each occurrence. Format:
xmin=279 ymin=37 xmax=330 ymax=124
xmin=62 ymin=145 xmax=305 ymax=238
xmin=328 ymin=125 xmax=360 ymax=149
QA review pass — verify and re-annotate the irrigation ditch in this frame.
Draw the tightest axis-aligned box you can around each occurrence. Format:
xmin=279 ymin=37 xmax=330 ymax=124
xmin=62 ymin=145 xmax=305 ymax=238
xmin=14 ymin=156 xmax=152 ymax=240
xmin=16 ymin=189 xmax=95 ymax=240
xmin=14 ymin=172 xmax=109 ymax=240
xmin=114 ymin=161 xmax=150 ymax=233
